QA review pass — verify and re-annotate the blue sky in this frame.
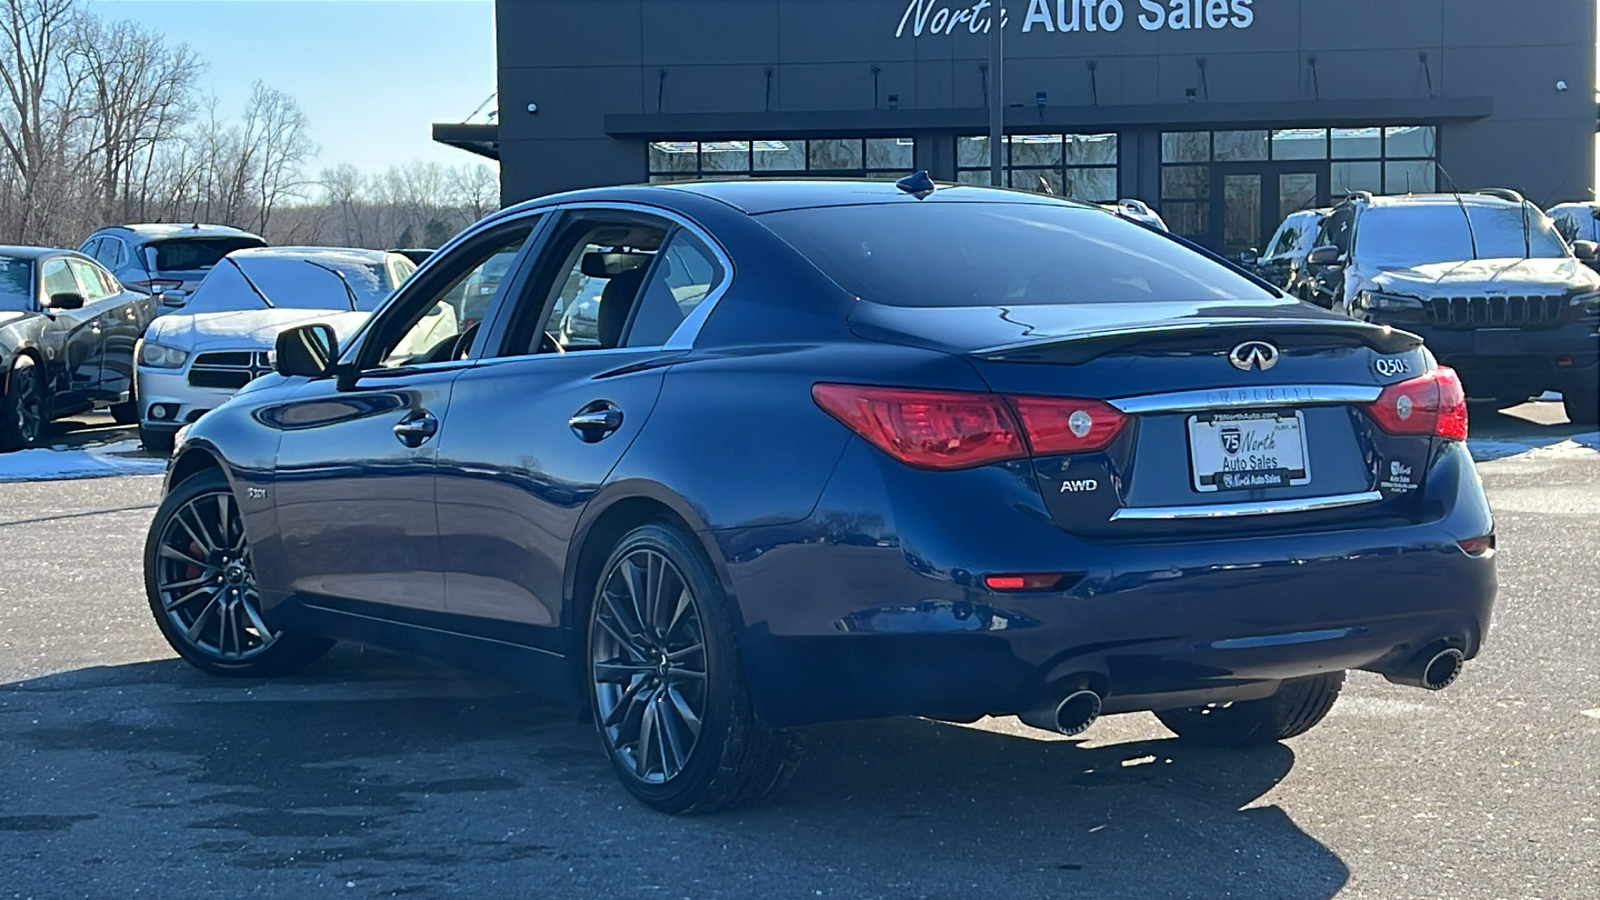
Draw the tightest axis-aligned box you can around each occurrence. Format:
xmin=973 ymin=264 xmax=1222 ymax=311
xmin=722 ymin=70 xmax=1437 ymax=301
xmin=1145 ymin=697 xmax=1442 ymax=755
xmin=86 ymin=0 xmax=496 ymax=175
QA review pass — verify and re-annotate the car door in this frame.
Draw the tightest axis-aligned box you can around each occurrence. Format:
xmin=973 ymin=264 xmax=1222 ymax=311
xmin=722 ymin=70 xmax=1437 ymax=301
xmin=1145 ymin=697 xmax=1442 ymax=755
xmin=270 ymin=221 xmax=542 ymax=616
xmin=434 ymin=210 xmax=726 ymax=652
xmin=37 ymin=256 xmax=102 ymax=405
xmin=65 ymin=257 xmax=135 ymax=401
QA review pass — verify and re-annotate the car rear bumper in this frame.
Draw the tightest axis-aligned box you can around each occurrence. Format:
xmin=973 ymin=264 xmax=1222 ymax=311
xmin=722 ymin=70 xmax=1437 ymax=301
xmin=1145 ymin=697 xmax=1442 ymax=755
xmin=720 ymin=440 xmax=1496 ymax=728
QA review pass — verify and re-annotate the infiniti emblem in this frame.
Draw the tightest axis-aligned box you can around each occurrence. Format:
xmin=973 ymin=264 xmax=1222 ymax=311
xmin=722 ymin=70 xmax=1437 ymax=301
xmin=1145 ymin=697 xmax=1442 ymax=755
xmin=1229 ymin=341 xmax=1280 ymax=372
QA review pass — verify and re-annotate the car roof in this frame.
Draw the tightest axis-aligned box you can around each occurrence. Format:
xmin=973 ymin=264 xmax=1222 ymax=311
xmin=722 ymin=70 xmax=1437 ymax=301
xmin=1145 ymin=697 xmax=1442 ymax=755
xmin=95 ymin=223 xmax=264 ymax=241
xmin=225 ymin=246 xmax=391 ymax=264
xmin=1354 ymin=193 xmax=1525 ymax=211
xmin=661 ymin=179 xmax=1084 ymax=215
xmin=0 ymin=245 xmax=83 ymax=261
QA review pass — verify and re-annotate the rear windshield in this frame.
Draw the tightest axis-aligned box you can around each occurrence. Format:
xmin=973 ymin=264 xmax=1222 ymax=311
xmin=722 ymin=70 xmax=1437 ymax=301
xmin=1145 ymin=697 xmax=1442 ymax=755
xmin=148 ymin=237 xmax=267 ymax=272
xmin=185 ymin=257 xmax=395 ymax=313
xmin=1355 ymin=204 xmax=1569 ymax=267
xmin=759 ymin=203 xmax=1274 ymax=307
xmin=0 ymin=257 xmax=33 ymax=312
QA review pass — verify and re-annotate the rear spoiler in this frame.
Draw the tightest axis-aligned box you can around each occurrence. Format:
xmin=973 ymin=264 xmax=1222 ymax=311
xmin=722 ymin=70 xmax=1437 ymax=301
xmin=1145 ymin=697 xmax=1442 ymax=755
xmin=974 ymin=319 xmax=1424 ymax=365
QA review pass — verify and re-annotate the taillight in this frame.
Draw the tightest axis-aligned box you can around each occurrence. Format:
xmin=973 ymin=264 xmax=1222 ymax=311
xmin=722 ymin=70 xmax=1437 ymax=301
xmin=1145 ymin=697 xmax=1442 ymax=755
xmin=811 ymin=384 xmax=1026 ymax=470
xmin=1007 ymin=396 xmax=1129 ymax=455
xmin=1365 ymin=367 xmax=1468 ymax=441
xmin=128 ymin=278 xmax=183 ymax=293
xmin=812 ymin=384 xmax=1129 ymax=470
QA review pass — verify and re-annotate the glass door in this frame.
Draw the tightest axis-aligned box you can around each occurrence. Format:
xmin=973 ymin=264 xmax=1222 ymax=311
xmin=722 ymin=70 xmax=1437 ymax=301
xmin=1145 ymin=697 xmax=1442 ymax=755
xmin=1210 ymin=165 xmax=1326 ymax=260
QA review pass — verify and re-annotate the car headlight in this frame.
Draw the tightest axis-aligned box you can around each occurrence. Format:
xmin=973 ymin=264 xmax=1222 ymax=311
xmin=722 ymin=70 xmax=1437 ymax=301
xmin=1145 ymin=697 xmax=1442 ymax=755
xmin=1570 ymin=290 xmax=1600 ymax=316
xmin=139 ymin=340 xmax=189 ymax=368
xmin=1355 ymin=290 xmax=1425 ymax=312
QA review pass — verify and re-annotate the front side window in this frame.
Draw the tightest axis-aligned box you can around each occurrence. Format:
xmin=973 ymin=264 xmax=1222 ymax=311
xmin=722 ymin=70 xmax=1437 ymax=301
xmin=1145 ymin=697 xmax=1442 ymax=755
xmin=376 ymin=229 xmax=535 ymax=368
xmin=41 ymin=258 xmax=78 ymax=301
xmin=65 ymin=259 xmax=115 ymax=302
xmin=760 ymin=203 xmax=1275 ymax=308
xmin=623 ymin=231 xmax=724 ymax=348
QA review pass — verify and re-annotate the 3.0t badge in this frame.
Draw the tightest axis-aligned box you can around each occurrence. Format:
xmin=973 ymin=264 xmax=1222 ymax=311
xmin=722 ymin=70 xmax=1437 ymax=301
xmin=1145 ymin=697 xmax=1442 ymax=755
xmin=1229 ymin=341 xmax=1280 ymax=372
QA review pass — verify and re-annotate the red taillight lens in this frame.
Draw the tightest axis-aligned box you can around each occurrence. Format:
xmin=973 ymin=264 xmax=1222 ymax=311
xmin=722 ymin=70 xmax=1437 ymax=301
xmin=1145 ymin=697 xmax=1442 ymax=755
xmin=1365 ymin=367 xmax=1469 ymax=442
xmin=984 ymin=573 xmax=1066 ymax=592
xmin=1007 ymin=396 xmax=1129 ymax=455
xmin=812 ymin=384 xmax=1026 ymax=470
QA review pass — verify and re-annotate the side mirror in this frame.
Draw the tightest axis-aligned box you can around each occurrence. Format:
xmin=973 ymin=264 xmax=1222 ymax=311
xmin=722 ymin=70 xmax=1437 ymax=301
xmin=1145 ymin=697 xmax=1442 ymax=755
xmin=158 ymin=290 xmax=185 ymax=308
xmin=1238 ymin=248 xmax=1260 ymax=267
xmin=275 ymin=323 xmax=339 ymax=378
xmin=1306 ymin=245 xmax=1344 ymax=267
xmin=1573 ymin=240 xmax=1598 ymax=262
xmin=47 ymin=292 xmax=85 ymax=310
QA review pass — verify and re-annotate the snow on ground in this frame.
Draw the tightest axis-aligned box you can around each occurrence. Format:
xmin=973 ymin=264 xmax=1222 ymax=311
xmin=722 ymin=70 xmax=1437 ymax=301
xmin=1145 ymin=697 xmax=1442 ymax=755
xmin=0 ymin=440 xmax=166 ymax=483
xmin=1469 ymin=432 xmax=1600 ymax=463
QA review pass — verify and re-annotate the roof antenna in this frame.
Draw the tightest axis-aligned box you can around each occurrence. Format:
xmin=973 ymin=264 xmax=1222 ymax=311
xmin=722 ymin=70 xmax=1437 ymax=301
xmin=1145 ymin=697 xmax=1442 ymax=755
xmin=896 ymin=170 xmax=936 ymax=200
xmin=1435 ymin=162 xmax=1478 ymax=261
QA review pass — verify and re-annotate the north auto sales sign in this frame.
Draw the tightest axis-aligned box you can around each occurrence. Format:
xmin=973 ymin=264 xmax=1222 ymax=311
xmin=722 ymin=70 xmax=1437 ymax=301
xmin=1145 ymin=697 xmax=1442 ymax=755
xmin=895 ymin=0 xmax=1257 ymax=37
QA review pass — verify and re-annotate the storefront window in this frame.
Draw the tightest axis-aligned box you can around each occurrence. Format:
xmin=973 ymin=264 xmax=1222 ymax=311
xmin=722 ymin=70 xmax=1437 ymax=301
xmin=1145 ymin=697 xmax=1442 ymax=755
xmin=649 ymin=138 xmax=912 ymax=182
xmin=954 ymin=133 xmax=1118 ymax=202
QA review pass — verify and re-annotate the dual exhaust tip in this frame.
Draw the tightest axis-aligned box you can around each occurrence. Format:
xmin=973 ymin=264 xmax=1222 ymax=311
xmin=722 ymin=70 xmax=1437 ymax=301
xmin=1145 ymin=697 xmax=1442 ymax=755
xmin=1020 ymin=688 xmax=1103 ymax=736
xmin=1384 ymin=646 xmax=1466 ymax=692
xmin=1022 ymin=647 xmax=1465 ymax=737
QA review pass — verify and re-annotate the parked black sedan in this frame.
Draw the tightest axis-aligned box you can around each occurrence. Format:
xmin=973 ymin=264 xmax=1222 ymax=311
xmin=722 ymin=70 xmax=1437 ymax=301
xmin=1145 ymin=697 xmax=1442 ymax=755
xmin=0 ymin=247 xmax=158 ymax=450
xmin=145 ymin=180 xmax=1495 ymax=814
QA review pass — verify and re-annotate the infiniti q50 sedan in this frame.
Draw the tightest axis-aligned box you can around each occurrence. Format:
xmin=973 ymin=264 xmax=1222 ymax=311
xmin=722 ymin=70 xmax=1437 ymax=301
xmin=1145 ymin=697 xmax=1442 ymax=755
xmin=143 ymin=179 xmax=1496 ymax=813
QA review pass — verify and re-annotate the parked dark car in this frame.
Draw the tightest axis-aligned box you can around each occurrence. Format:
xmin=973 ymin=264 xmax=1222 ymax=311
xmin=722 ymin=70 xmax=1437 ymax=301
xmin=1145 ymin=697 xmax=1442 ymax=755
xmin=1547 ymin=201 xmax=1600 ymax=272
xmin=1304 ymin=191 xmax=1599 ymax=423
xmin=79 ymin=224 xmax=266 ymax=309
xmin=145 ymin=180 xmax=1496 ymax=814
xmin=389 ymin=248 xmax=435 ymax=266
xmin=0 ymin=246 xmax=159 ymax=449
xmin=1247 ymin=208 xmax=1330 ymax=298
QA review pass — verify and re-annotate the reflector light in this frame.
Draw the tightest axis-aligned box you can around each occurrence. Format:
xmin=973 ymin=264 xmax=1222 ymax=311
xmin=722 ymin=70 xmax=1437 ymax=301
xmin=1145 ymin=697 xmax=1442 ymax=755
xmin=984 ymin=573 xmax=1065 ymax=592
xmin=1365 ymin=367 xmax=1468 ymax=442
xmin=1007 ymin=396 xmax=1130 ymax=456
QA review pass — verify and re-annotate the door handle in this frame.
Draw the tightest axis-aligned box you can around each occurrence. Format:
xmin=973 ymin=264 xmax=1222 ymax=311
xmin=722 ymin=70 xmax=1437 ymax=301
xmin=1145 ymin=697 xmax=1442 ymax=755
xmin=569 ymin=402 xmax=623 ymax=442
xmin=393 ymin=411 xmax=439 ymax=447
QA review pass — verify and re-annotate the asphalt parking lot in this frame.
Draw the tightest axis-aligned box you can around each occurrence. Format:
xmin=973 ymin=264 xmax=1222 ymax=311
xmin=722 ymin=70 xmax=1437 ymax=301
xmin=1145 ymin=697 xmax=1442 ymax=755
xmin=1 ymin=406 xmax=1596 ymax=899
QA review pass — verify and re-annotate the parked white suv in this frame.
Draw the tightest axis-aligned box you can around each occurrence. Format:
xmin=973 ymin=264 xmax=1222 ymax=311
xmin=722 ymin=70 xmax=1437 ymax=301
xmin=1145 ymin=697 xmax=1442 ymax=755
xmin=135 ymin=247 xmax=415 ymax=452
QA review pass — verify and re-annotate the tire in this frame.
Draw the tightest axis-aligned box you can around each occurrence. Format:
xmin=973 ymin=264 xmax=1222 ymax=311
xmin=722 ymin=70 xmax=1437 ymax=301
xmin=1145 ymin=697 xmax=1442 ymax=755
xmin=111 ymin=378 xmax=139 ymax=425
xmin=1563 ymin=385 xmax=1598 ymax=426
xmin=144 ymin=469 xmax=332 ymax=677
xmin=586 ymin=523 xmax=799 ymax=814
xmin=0 ymin=355 xmax=45 ymax=452
xmin=140 ymin=423 xmax=174 ymax=456
xmin=1155 ymin=671 xmax=1345 ymax=747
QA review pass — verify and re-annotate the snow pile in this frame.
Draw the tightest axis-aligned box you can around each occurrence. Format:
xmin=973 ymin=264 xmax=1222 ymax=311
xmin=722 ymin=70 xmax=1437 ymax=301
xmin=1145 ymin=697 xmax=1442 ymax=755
xmin=0 ymin=440 xmax=167 ymax=482
xmin=1470 ymin=432 xmax=1600 ymax=463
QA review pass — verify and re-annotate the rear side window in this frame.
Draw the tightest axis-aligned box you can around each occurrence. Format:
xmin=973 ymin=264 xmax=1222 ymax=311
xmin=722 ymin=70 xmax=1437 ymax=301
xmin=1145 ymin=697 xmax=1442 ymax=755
xmin=623 ymin=230 xmax=723 ymax=347
xmin=759 ymin=203 xmax=1273 ymax=307
xmin=149 ymin=237 xmax=266 ymax=272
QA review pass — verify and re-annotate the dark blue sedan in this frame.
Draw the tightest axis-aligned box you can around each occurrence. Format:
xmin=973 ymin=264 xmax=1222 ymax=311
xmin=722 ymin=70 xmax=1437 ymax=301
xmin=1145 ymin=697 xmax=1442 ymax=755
xmin=143 ymin=179 xmax=1496 ymax=813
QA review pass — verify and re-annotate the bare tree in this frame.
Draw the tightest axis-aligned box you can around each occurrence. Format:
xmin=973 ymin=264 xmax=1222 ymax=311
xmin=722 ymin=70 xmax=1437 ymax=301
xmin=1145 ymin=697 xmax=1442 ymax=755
xmin=0 ymin=0 xmax=85 ymax=243
xmin=238 ymin=81 xmax=313 ymax=234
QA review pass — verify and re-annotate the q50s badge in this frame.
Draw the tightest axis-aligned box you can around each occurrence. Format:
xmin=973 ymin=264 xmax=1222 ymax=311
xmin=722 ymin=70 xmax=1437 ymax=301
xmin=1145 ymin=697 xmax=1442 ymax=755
xmin=1373 ymin=356 xmax=1414 ymax=378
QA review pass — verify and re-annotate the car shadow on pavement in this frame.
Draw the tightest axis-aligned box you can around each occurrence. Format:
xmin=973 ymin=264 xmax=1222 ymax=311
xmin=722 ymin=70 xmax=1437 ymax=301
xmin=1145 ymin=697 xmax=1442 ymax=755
xmin=1 ymin=646 xmax=1348 ymax=899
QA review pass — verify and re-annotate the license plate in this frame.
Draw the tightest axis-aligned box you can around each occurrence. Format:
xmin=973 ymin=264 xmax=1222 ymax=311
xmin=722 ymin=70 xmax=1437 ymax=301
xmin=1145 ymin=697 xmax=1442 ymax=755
xmin=1187 ymin=410 xmax=1311 ymax=493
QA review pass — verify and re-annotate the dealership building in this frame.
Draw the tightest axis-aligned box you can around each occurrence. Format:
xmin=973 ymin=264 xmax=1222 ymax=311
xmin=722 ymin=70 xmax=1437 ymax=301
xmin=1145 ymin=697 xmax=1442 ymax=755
xmin=436 ymin=0 xmax=1597 ymax=256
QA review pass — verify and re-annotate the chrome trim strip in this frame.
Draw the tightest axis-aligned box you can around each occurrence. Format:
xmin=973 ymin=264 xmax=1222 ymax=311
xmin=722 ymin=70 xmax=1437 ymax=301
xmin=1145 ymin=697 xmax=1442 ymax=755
xmin=1110 ymin=384 xmax=1383 ymax=415
xmin=1111 ymin=491 xmax=1385 ymax=521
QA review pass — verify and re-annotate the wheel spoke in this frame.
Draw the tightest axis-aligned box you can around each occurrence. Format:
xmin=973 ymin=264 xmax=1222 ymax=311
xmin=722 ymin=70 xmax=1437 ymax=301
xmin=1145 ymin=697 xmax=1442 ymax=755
xmin=636 ymin=692 xmax=660 ymax=778
xmin=240 ymin=599 xmax=273 ymax=643
xmin=158 ymin=543 xmax=210 ymax=569
xmin=163 ymin=584 xmax=216 ymax=612
xmin=665 ymin=642 xmax=703 ymax=662
xmin=665 ymin=685 xmax=702 ymax=738
xmin=173 ymin=508 xmax=215 ymax=556
xmin=186 ymin=597 xmax=219 ymax=643
xmin=656 ymin=692 xmax=687 ymax=775
xmin=216 ymin=494 xmax=234 ymax=549
xmin=597 ymin=588 xmax=649 ymax=654
xmin=594 ymin=659 xmax=650 ymax=684
xmin=603 ymin=675 xmax=650 ymax=729
xmin=620 ymin=556 xmax=652 ymax=643
xmin=663 ymin=585 xmax=691 ymax=639
xmin=645 ymin=553 xmax=669 ymax=635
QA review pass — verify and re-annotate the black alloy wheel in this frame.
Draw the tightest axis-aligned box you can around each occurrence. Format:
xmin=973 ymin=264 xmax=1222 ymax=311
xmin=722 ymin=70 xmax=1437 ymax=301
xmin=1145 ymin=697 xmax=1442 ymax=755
xmin=1564 ymin=383 xmax=1598 ymax=426
xmin=144 ymin=470 xmax=330 ymax=676
xmin=1 ymin=357 xmax=44 ymax=451
xmin=587 ymin=524 xmax=798 ymax=813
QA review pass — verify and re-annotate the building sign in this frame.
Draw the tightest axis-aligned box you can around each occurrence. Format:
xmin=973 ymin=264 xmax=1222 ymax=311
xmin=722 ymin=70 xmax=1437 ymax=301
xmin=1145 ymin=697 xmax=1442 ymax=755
xmin=896 ymin=0 xmax=1255 ymax=37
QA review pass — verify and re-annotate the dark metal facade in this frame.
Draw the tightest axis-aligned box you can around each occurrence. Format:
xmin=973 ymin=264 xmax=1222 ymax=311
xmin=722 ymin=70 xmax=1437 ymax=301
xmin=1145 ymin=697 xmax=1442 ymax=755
xmin=483 ymin=0 xmax=1596 ymax=251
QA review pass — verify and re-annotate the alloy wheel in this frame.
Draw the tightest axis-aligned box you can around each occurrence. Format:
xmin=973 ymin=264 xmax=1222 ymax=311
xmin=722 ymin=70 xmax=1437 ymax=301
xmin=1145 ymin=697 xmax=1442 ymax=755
xmin=152 ymin=489 xmax=278 ymax=661
xmin=12 ymin=365 xmax=41 ymax=446
xmin=591 ymin=548 xmax=709 ymax=785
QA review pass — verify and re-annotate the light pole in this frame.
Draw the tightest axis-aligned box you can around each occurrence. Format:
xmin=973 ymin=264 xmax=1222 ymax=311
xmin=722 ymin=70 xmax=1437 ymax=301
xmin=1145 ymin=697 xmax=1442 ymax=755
xmin=988 ymin=2 xmax=1005 ymax=187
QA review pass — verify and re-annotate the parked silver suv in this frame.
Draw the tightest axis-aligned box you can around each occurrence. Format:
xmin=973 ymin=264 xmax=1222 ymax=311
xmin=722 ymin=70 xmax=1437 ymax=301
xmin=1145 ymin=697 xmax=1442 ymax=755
xmin=78 ymin=224 xmax=266 ymax=309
